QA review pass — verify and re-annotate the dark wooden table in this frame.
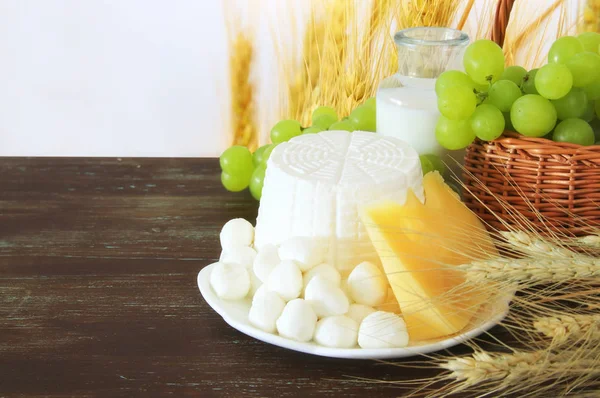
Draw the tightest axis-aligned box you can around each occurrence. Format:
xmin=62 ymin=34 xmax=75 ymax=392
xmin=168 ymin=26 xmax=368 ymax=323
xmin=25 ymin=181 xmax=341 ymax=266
xmin=1 ymin=158 xmax=496 ymax=397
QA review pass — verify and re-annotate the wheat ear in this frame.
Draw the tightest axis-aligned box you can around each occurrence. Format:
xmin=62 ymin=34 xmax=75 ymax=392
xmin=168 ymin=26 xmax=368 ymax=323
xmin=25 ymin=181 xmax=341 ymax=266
xmin=460 ymin=255 xmax=600 ymax=284
xmin=534 ymin=314 xmax=600 ymax=343
xmin=441 ymin=349 xmax=600 ymax=387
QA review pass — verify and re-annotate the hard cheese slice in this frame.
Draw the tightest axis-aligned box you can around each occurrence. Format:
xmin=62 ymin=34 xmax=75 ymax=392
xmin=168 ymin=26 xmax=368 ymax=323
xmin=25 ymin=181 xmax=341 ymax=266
xmin=361 ymin=171 xmax=497 ymax=341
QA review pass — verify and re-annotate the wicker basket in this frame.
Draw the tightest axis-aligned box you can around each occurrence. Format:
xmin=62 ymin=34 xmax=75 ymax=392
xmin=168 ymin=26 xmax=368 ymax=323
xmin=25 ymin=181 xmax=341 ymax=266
xmin=462 ymin=0 xmax=600 ymax=236
xmin=463 ymin=133 xmax=600 ymax=236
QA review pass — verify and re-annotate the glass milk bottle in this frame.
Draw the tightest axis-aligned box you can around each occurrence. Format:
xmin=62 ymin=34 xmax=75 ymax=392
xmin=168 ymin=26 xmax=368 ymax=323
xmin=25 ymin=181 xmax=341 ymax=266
xmin=377 ymin=27 xmax=469 ymax=177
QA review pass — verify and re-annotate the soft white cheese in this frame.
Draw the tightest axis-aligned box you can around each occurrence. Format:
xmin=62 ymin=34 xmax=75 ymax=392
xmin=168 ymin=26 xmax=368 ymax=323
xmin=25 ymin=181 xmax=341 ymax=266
xmin=254 ymin=130 xmax=423 ymax=274
xmin=358 ymin=311 xmax=409 ymax=349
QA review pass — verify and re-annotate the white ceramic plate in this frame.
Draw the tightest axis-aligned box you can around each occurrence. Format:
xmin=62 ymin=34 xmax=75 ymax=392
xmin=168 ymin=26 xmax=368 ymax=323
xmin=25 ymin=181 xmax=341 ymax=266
xmin=198 ymin=263 xmax=510 ymax=359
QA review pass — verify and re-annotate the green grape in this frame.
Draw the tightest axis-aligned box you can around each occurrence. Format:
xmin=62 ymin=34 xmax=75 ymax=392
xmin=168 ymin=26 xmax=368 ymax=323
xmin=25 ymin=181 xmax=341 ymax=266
xmin=552 ymin=118 xmax=595 ymax=146
xmin=435 ymin=116 xmax=476 ymax=150
xmin=312 ymin=114 xmax=337 ymax=129
xmin=522 ymin=69 xmax=539 ymax=95
xmin=510 ymin=94 xmax=557 ymax=137
xmin=419 ymin=155 xmax=434 ymax=175
xmin=329 ymin=120 xmax=356 ymax=131
xmin=312 ymin=106 xmax=337 ymax=120
xmin=582 ymin=101 xmax=595 ymax=122
xmin=499 ymin=65 xmax=527 ymax=86
xmin=584 ymin=78 xmax=600 ymax=101
xmin=364 ymin=97 xmax=376 ymax=109
xmin=596 ymin=100 xmax=600 ymax=119
xmin=565 ymin=52 xmax=600 ymax=87
xmin=252 ymin=144 xmax=272 ymax=166
xmin=577 ymin=32 xmax=600 ymax=53
xmin=474 ymin=81 xmax=491 ymax=93
xmin=349 ymin=104 xmax=376 ymax=131
xmin=220 ymin=145 xmax=253 ymax=175
xmin=270 ymin=120 xmax=302 ymax=143
xmin=221 ymin=171 xmax=250 ymax=192
xmin=487 ymin=80 xmax=522 ymax=112
xmin=535 ymin=63 xmax=573 ymax=100
xmin=551 ymin=87 xmax=588 ymax=120
xmin=463 ymin=39 xmax=505 ymax=85
xmin=302 ymin=126 xmax=325 ymax=134
xmin=503 ymin=112 xmax=515 ymax=131
xmin=548 ymin=36 xmax=584 ymax=64
xmin=435 ymin=70 xmax=476 ymax=95
xmin=420 ymin=153 xmax=447 ymax=175
xmin=249 ymin=164 xmax=266 ymax=200
xmin=470 ymin=104 xmax=505 ymax=141
xmin=437 ymin=85 xmax=477 ymax=120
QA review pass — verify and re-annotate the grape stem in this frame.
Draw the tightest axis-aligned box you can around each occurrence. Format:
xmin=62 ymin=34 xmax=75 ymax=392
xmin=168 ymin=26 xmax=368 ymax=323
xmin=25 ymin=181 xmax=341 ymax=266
xmin=475 ymin=90 xmax=489 ymax=105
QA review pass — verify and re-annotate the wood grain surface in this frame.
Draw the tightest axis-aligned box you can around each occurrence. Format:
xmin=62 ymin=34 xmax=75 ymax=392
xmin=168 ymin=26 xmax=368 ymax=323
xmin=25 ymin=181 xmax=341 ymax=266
xmin=0 ymin=158 xmax=505 ymax=398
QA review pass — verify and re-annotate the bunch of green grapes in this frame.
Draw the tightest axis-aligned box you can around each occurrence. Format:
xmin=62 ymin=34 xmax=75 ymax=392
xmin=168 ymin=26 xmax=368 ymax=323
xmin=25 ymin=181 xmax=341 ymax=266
xmin=219 ymin=98 xmax=379 ymax=200
xmin=434 ymin=33 xmax=600 ymax=149
xmin=219 ymin=143 xmax=274 ymax=200
xmin=305 ymin=99 xmax=377 ymax=133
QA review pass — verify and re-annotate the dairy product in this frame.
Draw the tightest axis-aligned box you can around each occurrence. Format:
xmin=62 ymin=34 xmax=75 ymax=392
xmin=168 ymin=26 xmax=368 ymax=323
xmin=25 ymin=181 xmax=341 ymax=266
xmin=255 ymin=130 xmax=423 ymax=273
xmin=362 ymin=171 xmax=497 ymax=341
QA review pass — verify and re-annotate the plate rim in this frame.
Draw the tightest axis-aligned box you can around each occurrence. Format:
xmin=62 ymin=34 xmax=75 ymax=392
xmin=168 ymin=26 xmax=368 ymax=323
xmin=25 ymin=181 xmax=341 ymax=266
xmin=198 ymin=263 xmax=510 ymax=359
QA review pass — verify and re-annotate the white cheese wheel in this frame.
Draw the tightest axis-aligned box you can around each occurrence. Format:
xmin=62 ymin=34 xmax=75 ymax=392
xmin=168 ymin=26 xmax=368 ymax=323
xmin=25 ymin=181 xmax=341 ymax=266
xmin=255 ymin=130 xmax=423 ymax=273
xmin=278 ymin=237 xmax=326 ymax=272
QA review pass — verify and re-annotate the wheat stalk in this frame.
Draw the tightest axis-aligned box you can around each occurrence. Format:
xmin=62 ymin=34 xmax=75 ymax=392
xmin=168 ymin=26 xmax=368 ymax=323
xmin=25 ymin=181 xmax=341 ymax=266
xmin=228 ymin=32 xmax=258 ymax=150
xmin=582 ymin=0 xmax=600 ymax=32
xmin=440 ymin=349 xmax=600 ymax=392
xmin=460 ymin=255 xmax=600 ymax=284
xmin=502 ymin=231 xmax=583 ymax=257
xmin=535 ymin=314 xmax=600 ymax=343
xmin=577 ymin=235 xmax=600 ymax=249
xmin=288 ymin=9 xmax=325 ymax=125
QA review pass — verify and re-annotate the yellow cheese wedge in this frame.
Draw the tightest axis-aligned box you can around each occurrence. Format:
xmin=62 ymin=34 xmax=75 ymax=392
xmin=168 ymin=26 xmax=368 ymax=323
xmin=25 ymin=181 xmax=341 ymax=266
xmin=361 ymin=171 xmax=498 ymax=341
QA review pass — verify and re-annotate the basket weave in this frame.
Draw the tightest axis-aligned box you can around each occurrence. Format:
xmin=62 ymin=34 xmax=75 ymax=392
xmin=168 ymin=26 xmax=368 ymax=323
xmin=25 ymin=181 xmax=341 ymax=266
xmin=462 ymin=0 xmax=600 ymax=236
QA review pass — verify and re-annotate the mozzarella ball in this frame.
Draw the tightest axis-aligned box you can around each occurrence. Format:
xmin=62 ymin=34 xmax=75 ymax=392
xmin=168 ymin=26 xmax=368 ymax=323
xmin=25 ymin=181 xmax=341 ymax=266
xmin=347 ymin=261 xmax=388 ymax=306
xmin=209 ymin=262 xmax=250 ymax=300
xmin=276 ymin=299 xmax=317 ymax=342
xmin=358 ymin=311 xmax=409 ymax=349
xmin=248 ymin=285 xmax=286 ymax=333
xmin=266 ymin=260 xmax=303 ymax=301
xmin=314 ymin=315 xmax=358 ymax=348
xmin=346 ymin=304 xmax=376 ymax=324
xmin=305 ymin=276 xmax=350 ymax=318
xmin=278 ymin=237 xmax=326 ymax=272
xmin=219 ymin=218 xmax=254 ymax=251
xmin=303 ymin=263 xmax=341 ymax=286
xmin=220 ymin=246 xmax=257 ymax=269
xmin=253 ymin=244 xmax=280 ymax=282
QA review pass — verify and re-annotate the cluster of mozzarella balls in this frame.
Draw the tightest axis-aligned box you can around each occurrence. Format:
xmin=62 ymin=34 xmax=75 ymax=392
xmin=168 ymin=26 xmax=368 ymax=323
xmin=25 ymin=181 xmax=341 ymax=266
xmin=210 ymin=218 xmax=409 ymax=349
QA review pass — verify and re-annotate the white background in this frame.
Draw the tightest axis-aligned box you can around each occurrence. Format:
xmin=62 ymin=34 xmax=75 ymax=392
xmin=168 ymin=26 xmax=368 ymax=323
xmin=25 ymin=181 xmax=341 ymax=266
xmin=0 ymin=0 xmax=577 ymax=157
